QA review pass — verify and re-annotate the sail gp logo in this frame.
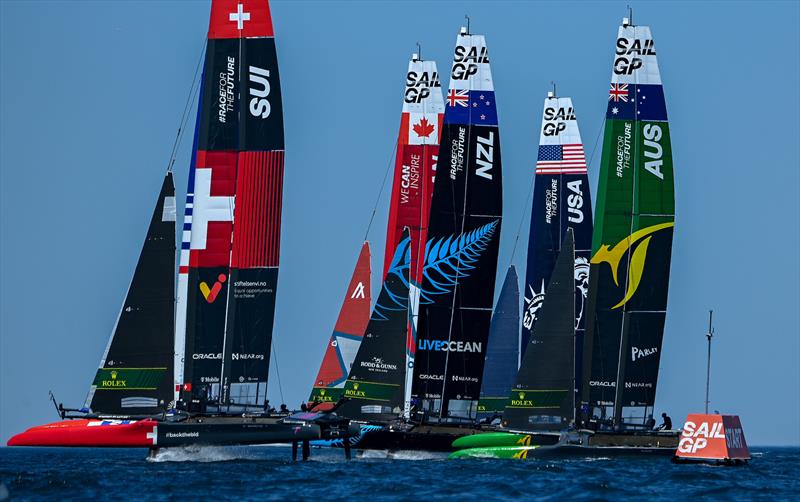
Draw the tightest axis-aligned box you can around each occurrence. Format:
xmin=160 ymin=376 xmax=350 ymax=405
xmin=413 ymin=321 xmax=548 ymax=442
xmin=199 ymin=274 xmax=227 ymax=303
xmin=591 ymin=222 xmax=674 ymax=309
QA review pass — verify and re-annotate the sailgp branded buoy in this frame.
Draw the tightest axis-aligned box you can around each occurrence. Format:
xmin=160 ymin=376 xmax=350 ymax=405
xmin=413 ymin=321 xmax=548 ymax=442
xmin=673 ymin=414 xmax=750 ymax=465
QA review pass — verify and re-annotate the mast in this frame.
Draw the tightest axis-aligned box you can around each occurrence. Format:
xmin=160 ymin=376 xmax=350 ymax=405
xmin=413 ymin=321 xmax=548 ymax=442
xmin=705 ymin=310 xmax=714 ymax=414
xmin=86 ymin=172 xmax=176 ymax=415
xmin=580 ymin=16 xmax=674 ymax=429
xmin=411 ymin=26 xmax=503 ymax=421
xmin=176 ymin=0 xmax=285 ymax=410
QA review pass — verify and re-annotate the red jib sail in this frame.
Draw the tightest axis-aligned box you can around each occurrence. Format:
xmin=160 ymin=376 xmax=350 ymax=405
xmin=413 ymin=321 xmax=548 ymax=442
xmin=175 ymin=0 xmax=284 ymax=409
xmin=308 ymin=243 xmax=372 ymax=408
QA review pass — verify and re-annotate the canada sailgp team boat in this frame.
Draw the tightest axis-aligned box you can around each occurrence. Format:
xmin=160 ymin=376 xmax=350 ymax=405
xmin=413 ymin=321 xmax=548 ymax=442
xmin=8 ymin=0 xmax=356 ymax=455
xmin=451 ymin=16 xmax=679 ymax=459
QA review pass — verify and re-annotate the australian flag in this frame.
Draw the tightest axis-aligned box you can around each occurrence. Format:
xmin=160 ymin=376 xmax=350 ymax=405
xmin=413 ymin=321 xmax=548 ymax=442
xmin=445 ymin=90 xmax=498 ymax=126
xmin=606 ymin=83 xmax=667 ymax=121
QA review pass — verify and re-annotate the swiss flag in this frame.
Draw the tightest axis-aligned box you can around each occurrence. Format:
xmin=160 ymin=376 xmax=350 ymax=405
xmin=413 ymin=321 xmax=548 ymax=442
xmin=182 ymin=383 xmax=193 ymax=392
xmin=208 ymin=0 xmax=274 ymax=39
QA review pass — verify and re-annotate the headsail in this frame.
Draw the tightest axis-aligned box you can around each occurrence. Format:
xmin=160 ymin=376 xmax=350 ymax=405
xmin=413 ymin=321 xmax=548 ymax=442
xmin=308 ymin=243 xmax=372 ymax=408
xmin=504 ymin=229 xmax=575 ymax=430
xmin=176 ymin=0 xmax=284 ymax=409
xmin=521 ymin=94 xmax=593 ymax=373
xmin=86 ymin=172 xmax=176 ymax=415
xmin=580 ymin=19 xmax=674 ymax=428
xmin=477 ymin=265 xmax=520 ymax=416
xmin=411 ymin=28 xmax=503 ymax=420
xmin=338 ymin=230 xmax=411 ymax=422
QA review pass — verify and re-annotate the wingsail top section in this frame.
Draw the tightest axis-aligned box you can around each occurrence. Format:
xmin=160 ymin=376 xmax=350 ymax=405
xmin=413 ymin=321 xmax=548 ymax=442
xmin=308 ymin=243 xmax=372 ymax=408
xmin=176 ymin=0 xmax=285 ymax=410
xmin=86 ymin=173 xmax=176 ymax=415
xmin=580 ymin=19 xmax=674 ymax=429
xmin=411 ymin=29 xmax=503 ymax=421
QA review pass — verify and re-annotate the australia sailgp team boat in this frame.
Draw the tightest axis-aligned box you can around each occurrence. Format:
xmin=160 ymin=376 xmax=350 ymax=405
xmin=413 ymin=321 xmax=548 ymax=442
xmin=8 ymin=0 xmax=357 ymax=455
xmin=451 ymin=16 xmax=679 ymax=459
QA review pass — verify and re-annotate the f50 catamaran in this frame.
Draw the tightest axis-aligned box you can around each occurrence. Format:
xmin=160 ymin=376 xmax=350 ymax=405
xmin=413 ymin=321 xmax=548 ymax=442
xmin=8 ymin=0 xmax=357 ymax=456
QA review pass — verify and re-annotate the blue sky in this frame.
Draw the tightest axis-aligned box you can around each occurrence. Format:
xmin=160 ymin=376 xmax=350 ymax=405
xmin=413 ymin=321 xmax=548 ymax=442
xmin=1 ymin=1 xmax=798 ymax=446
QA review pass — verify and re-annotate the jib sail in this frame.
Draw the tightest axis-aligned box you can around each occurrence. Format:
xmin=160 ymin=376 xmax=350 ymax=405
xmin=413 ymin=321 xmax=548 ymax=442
xmin=308 ymin=242 xmax=372 ymax=408
xmin=504 ymin=230 xmax=575 ymax=430
xmin=477 ymin=265 xmax=520 ymax=416
xmin=338 ymin=230 xmax=411 ymax=422
xmin=175 ymin=0 xmax=284 ymax=409
xmin=521 ymin=93 xmax=593 ymax=379
xmin=580 ymin=18 xmax=675 ymax=428
xmin=85 ymin=172 xmax=176 ymax=415
xmin=411 ymin=27 xmax=503 ymax=420
xmin=384 ymin=53 xmax=444 ymax=416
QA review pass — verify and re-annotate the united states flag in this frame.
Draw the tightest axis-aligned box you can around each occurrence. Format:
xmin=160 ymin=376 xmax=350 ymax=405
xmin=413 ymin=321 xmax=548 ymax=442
xmin=535 ymin=144 xmax=587 ymax=174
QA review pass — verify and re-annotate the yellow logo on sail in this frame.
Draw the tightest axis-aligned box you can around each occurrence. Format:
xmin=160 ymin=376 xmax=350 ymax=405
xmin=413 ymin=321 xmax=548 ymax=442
xmin=591 ymin=222 xmax=674 ymax=309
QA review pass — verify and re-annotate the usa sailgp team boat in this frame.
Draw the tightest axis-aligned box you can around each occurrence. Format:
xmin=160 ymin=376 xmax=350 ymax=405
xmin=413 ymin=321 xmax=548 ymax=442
xmin=451 ymin=15 xmax=680 ymax=459
xmin=451 ymin=88 xmax=596 ymax=458
xmin=8 ymin=0 xmax=357 ymax=455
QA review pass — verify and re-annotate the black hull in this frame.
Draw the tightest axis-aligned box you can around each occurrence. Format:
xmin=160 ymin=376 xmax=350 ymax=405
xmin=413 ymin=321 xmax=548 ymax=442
xmin=156 ymin=419 xmax=320 ymax=448
xmin=356 ymin=423 xmax=553 ymax=452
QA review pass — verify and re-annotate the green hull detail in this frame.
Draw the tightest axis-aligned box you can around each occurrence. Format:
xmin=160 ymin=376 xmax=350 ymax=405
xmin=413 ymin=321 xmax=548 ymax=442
xmin=449 ymin=445 xmax=540 ymax=459
xmin=452 ymin=432 xmax=535 ymax=450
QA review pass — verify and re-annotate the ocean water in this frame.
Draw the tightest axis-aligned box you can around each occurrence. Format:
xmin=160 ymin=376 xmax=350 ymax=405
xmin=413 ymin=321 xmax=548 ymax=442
xmin=0 ymin=445 xmax=797 ymax=500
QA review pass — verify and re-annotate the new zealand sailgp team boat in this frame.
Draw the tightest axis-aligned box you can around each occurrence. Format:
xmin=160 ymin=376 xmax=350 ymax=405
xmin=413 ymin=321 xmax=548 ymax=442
xmin=8 ymin=0 xmax=357 ymax=454
xmin=353 ymin=24 xmax=505 ymax=451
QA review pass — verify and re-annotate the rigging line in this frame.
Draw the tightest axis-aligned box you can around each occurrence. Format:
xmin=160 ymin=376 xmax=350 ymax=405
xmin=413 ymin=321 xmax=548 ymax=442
xmin=508 ymin=168 xmax=534 ymax=264
xmin=363 ymin=131 xmax=400 ymax=242
xmin=271 ymin=338 xmax=286 ymax=405
xmin=167 ymin=37 xmax=207 ymax=173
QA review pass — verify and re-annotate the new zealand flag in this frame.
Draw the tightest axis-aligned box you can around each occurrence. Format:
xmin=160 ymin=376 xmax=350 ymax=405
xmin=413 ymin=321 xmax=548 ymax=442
xmin=445 ymin=90 xmax=498 ymax=126
xmin=606 ymin=83 xmax=667 ymax=122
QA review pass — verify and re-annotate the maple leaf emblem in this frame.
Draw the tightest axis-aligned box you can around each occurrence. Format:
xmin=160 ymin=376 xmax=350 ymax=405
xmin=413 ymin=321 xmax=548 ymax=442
xmin=412 ymin=117 xmax=435 ymax=138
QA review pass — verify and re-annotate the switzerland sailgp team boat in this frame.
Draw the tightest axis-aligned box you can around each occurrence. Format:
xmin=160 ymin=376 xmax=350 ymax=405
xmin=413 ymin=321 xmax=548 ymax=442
xmin=451 ymin=16 xmax=679 ymax=459
xmin=8 ymin=0 xmax=357 ymax=455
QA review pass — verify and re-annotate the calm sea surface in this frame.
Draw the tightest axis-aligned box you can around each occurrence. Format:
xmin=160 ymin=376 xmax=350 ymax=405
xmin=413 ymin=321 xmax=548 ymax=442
xmin=1 ymin=445 xmax=797 ymax=500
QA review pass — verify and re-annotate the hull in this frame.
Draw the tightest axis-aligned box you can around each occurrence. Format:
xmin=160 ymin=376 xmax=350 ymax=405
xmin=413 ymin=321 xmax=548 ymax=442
xmin=7 ymin=419 xmax=159 ymax=447
xmin=451 ymin=431 xmax=558 ymax=450
xmin=7 ymin=414 xmax=357 ymax=448
xmin=449 ymin=430 xmax=679 ymax=459
xmin=355 ymin=423 xmax=496 ymax=452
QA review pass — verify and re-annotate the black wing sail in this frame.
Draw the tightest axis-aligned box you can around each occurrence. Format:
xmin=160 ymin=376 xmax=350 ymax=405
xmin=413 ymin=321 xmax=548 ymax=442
xmin=411 ymin=29 xmax=503 ymax=421
xmin=504 ymin=229 xmax=575 ymax=431
xmin=85 ymin=172 xmax=176 ymax=415
xmin=337 ymin=230 xmax=411 ymax=422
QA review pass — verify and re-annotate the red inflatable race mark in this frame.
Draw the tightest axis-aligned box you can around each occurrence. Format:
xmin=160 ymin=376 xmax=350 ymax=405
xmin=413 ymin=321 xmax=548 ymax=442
xmin=675 ymin=414 xmax=750 ymax=462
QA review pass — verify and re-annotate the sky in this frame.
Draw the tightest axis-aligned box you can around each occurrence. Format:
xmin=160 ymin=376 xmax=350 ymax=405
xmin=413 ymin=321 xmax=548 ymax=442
xmin=1 ymin=0 xmax=798 ymax=446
